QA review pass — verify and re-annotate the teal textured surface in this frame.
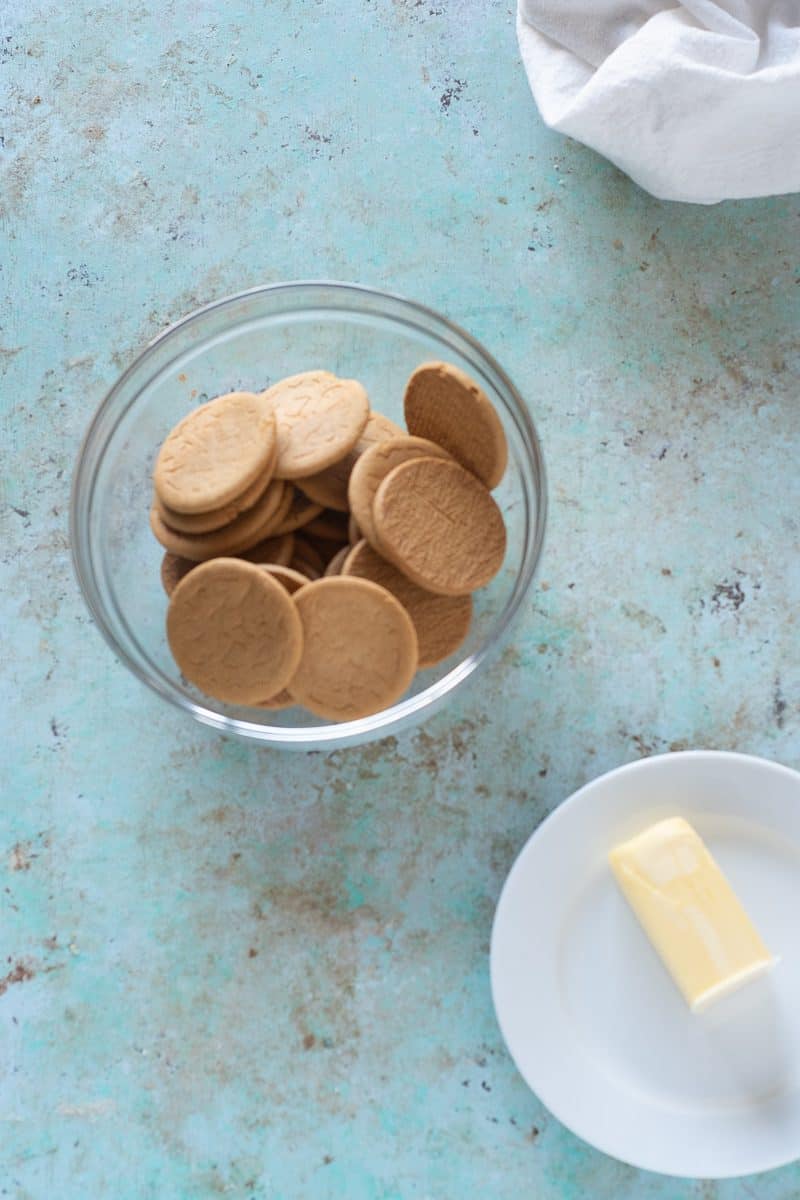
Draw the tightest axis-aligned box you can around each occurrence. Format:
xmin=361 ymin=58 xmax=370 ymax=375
xmin=2 ymin=0 xmax=800 ymax=1196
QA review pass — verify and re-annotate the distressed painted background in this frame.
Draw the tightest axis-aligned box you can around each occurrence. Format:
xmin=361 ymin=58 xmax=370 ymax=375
xmin=2 ymin=0 xmax=800 ymax=1196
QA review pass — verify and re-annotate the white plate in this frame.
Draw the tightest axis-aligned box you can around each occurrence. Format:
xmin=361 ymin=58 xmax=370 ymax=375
xmin=490 ymin=751 xmax=800 ymax=1178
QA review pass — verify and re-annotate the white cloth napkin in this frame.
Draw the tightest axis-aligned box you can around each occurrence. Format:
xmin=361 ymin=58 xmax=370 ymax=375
xmin=516 ymin=1 xmax=800 ymax=204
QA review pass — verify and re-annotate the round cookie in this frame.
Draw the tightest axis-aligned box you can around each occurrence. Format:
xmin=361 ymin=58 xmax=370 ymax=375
xmin=324 ymin=545 xmax=351 ymax=577
xmin=263 ymin=370 xmax=370 ymax=480
xmin=270 ymin=488 xmax=324 ymax=536
xmin=295 ymin=411 xmax=403 ymax=511
xmin=240 ymin=531 xmax=295 ymax=567
xmin=154 ymin=457 xmax=274 ymax=535
xmin=403 ymin=362 xmax=508 ymax=489
xmin=257 ymin=564 xmax=310 ymax=594
xmin=167 ymin=558 xmax=303 ymax=705
xmin=373 ymin=457 xmax=506 ymax=596
xmin=154 ymin=391 xmax=277 ymax=514
xmin=348 ymin=515 xmax=361 ymax=546
xmin=160 ymin=552 xmax=196 ymax=596
xmin=287 ymin=577 xmax=418 ymax=720
xmin=150 ymin=480 xmax=287 ymax=561
xmin=348 ymin=436 xmax=452 ymax=548
xmin=342 ymin=540 xmax=472 ymax=668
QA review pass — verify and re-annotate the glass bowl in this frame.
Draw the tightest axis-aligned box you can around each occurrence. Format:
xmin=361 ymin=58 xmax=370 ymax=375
xmin=71 ymin=282 xmax=546 ymax=749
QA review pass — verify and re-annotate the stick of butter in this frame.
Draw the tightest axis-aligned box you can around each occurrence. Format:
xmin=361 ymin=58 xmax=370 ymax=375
xmin=609 ymin=817 xmax=775 ymax=1012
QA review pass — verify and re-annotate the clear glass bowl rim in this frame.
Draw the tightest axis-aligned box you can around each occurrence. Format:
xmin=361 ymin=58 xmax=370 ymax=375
xmin=70 ymin=280 xmax=548 ymax=748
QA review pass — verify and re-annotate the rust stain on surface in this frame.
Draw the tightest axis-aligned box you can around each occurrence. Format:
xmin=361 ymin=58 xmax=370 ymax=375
xmin=0 ymin=960 xmax=35 ymax=996
xmin=9 ymin=842 xmax=32 ymax=871
xmin=711 ymin=580 xmax=745 ymax=613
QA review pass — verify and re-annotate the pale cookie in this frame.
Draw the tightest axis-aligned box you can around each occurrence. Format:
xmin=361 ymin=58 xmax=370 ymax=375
xmin=324 ymin=545 xmax=351 ymax=577
xmin=257 ymin=564 xmax=309 ymax=594
xmin=264 ymin=370 xmax=370 ymax=480
xmin=404 ymin=362 xmax=508 ymax=489
xmin=154 ymin=391 xmax=277 ymax=514
xmin=348 ymin=436 xmax=452 ymax=548
xmin=287 ymin=577 xmax=418 ymax=720
xmin=240 ymin=532 xmax=295 ymax=567
xmin=160 ymin=552 xmax=196 ymax=596
xmin=373 ymin=457 xmax=506 ymax=595
xmin=150 ymin=480 xmax=286 ymax=561
xmin=167 ymin=558 xmax=303 ymax=705
xmin=296 ymin=411 xmax=403 ymax=511
xmin=270 ymin=487 xmax=324 ymax=536
xmin=303 ymin=511 xmax=350 ymax=543
xmin=153 ymin=443 xmax=277 ymax=534
xmin=343 ymin=540 xmax=472 ymax=668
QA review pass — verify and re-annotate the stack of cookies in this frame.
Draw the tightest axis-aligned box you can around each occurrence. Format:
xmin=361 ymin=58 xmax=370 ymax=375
xmin=150 ymin=362 xmax=508 ymax=721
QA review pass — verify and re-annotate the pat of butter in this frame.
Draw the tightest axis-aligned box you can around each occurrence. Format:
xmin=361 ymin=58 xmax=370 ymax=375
xmin=609 ymin=817 xmax=775 ymax=1012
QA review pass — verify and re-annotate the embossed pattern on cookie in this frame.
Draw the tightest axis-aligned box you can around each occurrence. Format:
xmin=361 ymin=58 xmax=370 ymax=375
xmin=167 ymin=558 xmax=303 ymax=704
xmin=404 ymin=361 xmax=507 ymax=489
xmin=287 ymin=577 xmax=418 ymax=720
xmin=296 ymin=411 xmax=403 ymax=510
xmin=154 ymin=391 xmax=276 ymax=513
xmin=348 ymin=435 xmax=452 ymax=548
xmin=154 ymin=450 xmax=275 ymax=534
xmin=373 ymin=457 xmax=506 ymax=595
xmin=264 ymin=370 xmax=370 ymax=480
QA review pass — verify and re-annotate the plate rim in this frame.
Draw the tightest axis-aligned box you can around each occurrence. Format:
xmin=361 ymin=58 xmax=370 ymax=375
xmin=490 ymin=749 xmax=800 ymax=1179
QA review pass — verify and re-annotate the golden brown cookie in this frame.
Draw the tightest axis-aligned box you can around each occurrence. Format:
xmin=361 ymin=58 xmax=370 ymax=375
xmin=257 ymin=564 xmax=310 ymax=594
xmin=160 ymin=552 xmax=196 ymax=596
xmin=270 ymin=487 xmax=324 ymax=536
xmin=295 ymin=411 xmax=403 ymax=510
xmin=240 ymin=532 xmax=295 ymax=567
xmin=167 ymin=558 xmax=303 ymax=705
xmin=373 ymin=457 xmax=506 ymax=595
xmin=342 ymin=540 xmax=473 ymax=668
xmin=348 ymin=436 xmax=452 ymax=548
xmin=154 ymin=454 xmax=274 ymax=534
xmin=348 ymin=515 xmax=361 ymax=545
xmin=264 ymin=371 xmax=370 ymax=480
xmin=154 ymin=391 xmax=277 ymax=514
xmin=303 ymin=511 xmax=350 ymax=543
xmin=403 ymin=362 xmax=508 ymax=489
xmin=150 ymin=480 xmax=286 ymax=561
xmin=324 ymin=545 xmax=351 ymax=577
xmin=287 ymin=577 xmax=418 ymax=720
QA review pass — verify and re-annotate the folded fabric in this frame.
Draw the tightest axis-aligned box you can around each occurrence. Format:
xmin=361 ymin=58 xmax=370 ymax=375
xmin=516 ymin=0 xmax=800 ymax=204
